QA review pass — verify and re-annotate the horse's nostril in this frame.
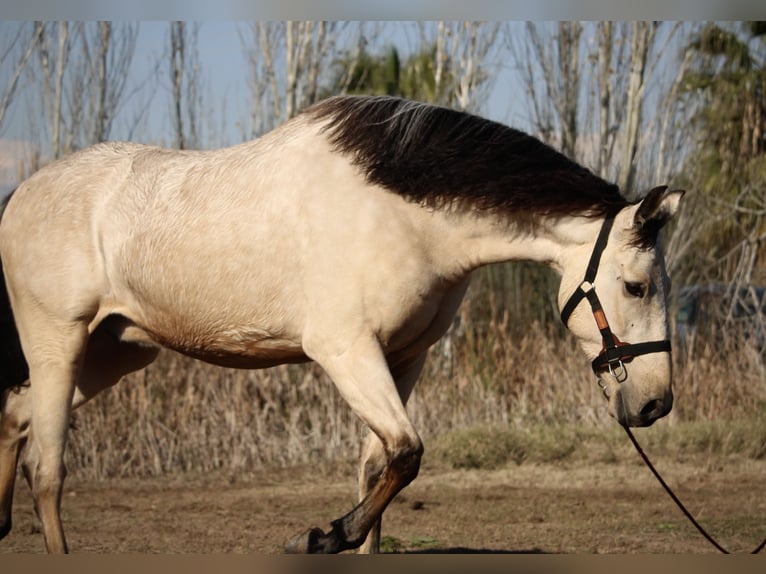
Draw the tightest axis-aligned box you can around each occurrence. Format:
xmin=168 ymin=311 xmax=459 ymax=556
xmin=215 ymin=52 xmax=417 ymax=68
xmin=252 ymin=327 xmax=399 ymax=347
xmin=641 ymin=399 xmax=662 ymax=418
xmin=641 ymin=395 xmax=675 ymax=425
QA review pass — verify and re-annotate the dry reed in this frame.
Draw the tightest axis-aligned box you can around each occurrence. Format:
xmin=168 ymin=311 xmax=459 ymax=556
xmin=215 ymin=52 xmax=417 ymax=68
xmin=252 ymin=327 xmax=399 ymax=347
xmin=63 ymin=296 xmax=766 ymax=479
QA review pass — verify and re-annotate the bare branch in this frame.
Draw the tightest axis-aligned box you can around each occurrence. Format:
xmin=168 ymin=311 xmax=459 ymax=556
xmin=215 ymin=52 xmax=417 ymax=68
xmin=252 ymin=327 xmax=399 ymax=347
xmin=242 ymin=21 xmax=347 ymax=136
xmin=617 ymin=21 xmax=656 ymax=192
xmin=52 ymin=21 xmax=69 ymax=158
xmin=0 ymin=23 xmax=43 ymax=132
xmin=170 ymin=21 xmax=186 ymax=149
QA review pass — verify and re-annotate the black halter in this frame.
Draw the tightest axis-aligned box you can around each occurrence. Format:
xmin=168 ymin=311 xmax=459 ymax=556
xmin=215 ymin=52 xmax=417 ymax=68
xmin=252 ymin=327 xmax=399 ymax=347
xmin=560 ymin=214 xmax=671 ymax=382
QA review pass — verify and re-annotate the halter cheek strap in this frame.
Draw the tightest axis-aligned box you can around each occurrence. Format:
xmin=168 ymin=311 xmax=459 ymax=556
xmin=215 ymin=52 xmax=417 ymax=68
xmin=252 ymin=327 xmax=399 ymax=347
xmin=560 ymin=214 xmax=671 ymax=382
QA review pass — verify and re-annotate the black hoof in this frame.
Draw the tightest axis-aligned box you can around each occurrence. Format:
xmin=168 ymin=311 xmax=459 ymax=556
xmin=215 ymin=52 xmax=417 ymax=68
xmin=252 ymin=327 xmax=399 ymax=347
xmin=0 ymin=517 xmax=10 ymax=540
xmin=285 ymin=527 xmax=326 ymax=554
xmin=285 ymin=522 xmax=353 ymax=554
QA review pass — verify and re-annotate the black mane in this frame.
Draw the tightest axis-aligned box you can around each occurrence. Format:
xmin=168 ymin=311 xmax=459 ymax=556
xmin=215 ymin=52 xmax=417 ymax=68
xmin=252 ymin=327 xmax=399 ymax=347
xmin=306 ymin=95 xmax=629 ymax=219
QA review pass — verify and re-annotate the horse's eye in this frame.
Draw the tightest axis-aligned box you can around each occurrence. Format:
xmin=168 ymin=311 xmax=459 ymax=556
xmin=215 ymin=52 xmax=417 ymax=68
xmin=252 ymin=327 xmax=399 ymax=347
xmin=625 ymin=282 xmax=646 ymax=299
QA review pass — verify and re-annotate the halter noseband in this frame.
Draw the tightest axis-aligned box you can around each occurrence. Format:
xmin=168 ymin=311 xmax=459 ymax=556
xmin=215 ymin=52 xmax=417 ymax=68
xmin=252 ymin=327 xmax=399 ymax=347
xmin=560 ymin=213 xmax=671 ymax=383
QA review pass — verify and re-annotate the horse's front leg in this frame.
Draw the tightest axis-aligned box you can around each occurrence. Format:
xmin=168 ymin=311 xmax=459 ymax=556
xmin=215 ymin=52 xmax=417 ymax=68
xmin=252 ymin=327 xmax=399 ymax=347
xmin=0 ymin=386 xmax=30 ymax=540
xmin=356 ymin=353 xmax=427 ymax=554
xmin=286 ymin=334 xmax=424 ymax=554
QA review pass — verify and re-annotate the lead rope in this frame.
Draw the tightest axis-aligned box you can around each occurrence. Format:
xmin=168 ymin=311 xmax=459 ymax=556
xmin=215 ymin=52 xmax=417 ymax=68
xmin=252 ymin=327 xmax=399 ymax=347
xmin=622 ymin=423 xmax=766 ymax=554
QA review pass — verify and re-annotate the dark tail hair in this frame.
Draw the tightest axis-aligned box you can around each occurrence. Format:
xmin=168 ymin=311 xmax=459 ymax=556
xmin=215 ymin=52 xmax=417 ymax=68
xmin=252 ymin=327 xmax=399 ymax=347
xmin=0 ymin=190 xmax=29 ymax=405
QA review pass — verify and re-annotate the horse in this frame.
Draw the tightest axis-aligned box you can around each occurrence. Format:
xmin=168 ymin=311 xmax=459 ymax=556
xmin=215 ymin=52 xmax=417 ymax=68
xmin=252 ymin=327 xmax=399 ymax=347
xmin=0 ymin=95 xmax=683 ymax=553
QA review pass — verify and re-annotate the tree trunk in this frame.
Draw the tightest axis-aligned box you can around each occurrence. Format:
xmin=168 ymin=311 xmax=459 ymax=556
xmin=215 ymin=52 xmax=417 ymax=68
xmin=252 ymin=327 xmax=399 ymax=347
xmin=52 ymin=21 xmax=69 ymax=159
xmin=170 ymin=21 xmax=186 ymax=150
xmin=94 ymin=22 xmax=111 ymax=143
xmin=597 ymin=21 xmax=613 ymax=178
xmin=0 ymin=23 xmax=43 ymax=131
xmin=618 ymin=21 xmax=655 ymax=193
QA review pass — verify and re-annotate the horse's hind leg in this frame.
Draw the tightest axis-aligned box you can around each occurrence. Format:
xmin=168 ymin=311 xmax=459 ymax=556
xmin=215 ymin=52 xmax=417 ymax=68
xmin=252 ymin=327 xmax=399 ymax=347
xmin=357 ymin=353 xmax=427 ymax=554
xmin=20 ymin=318 xmax=87 ymax=553
xmin=0 ymin=386 xmax=29 ymax=540
xmin=3 ymin=320 xmax=159 ymax=546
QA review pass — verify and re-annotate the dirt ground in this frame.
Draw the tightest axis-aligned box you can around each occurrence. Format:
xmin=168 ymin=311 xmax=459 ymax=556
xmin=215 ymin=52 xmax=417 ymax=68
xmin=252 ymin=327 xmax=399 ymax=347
xmin=2 ymin=455 xmax=765 ymax=554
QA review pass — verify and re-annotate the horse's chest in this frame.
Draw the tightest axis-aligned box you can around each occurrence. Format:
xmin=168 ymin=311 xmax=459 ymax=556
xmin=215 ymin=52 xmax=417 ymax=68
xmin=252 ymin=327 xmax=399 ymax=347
xmin=373 ymin=277 xmax=469 ymax=355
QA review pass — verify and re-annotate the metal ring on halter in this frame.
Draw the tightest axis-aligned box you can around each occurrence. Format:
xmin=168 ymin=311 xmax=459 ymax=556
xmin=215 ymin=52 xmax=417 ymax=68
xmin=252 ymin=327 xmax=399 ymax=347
xmin=596 ymin=377 xmax=609 ymax=398
xmin=607 ymin=358 xmax=628 ymax=383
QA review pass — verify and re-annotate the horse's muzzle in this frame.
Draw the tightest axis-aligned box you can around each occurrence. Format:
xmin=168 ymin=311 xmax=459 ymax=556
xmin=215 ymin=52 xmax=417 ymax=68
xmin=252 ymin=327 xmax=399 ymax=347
xmin=614 ymin=388 xmax=673 ymax=428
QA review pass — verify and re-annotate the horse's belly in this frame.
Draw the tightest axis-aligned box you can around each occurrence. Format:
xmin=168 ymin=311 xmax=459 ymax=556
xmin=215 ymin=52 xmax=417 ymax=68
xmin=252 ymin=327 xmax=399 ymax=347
xmin=166 ymin=331 xmax=308 ymax=369
xmin=105 ymin=312 xmax=308 ymax=370
xmin=176 ymin=342 xmax=310 ymax=370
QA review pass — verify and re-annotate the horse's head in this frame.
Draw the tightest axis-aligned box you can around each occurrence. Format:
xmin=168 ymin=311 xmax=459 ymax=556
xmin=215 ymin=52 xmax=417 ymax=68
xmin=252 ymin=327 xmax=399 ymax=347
xmin=559 ymin=186 xmax=684 ymax=427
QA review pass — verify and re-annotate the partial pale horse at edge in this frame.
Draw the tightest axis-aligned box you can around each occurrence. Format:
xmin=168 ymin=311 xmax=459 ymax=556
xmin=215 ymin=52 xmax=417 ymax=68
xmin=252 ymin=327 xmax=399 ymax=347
xmin=0 ymin=95 xmax=683 ymax=553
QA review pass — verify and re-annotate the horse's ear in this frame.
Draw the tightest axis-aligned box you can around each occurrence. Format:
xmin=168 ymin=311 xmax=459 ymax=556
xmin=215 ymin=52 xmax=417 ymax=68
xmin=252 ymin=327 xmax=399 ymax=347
xmin=630 ymin=186 xmax=685 ymax=247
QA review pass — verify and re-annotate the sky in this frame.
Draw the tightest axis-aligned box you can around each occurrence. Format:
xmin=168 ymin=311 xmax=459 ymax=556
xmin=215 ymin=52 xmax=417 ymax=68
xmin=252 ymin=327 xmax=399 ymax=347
xmin=117 ymin=22 xmax=529 ymax=141
xmin=0 ymin=21 xmax=532 ymax=183
xmin=5 ymin=0 xmax=764 ymax=21
xmin=0 ymin=17 xmax=759 ymax=187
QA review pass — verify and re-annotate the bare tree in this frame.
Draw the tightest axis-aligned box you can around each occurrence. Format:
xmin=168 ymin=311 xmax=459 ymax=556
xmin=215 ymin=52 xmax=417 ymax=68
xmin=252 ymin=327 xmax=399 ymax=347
xmin=285 ymin=21 xmax=330 ymax=119
xmin=28 ymin=21 xmax=138 ymax=159
xmin=421 ymin=21 xmax=500 ymax=111
xmin=503 ymin=21 xmax=708 ymax=304
xmin=0 ymin=23 xmax=43 ymax=133
xmin=595 ymin=21 xmax=618 ymax=178
xmin=585 ymin=22 xmax=630 ymax=179
xmin=508 ymin=21 xmax=677 ymax=194
xmin=94 ymin=22 xmax=111 ymax=144
xmin=91 ymin=22 xmax=137 ymax=144
xmin=506 ymin=23 xmax=584 ymax=158
xmin=169 ymin=21 xmax=202 ymax=150
xmin=241 ymin=21 xmax=345 ymax=138
xmin=617 ymin=21 xmax=657 ymax=192
xmin=170 ymin=22 xmax=186 ymax=149
xmin=649 ymin=44 xmax=699 ymax=276
xmin=62 ymin=22 xmax=138 ymax=148
xmin=34 ymin=21 xmax=71 ymax=159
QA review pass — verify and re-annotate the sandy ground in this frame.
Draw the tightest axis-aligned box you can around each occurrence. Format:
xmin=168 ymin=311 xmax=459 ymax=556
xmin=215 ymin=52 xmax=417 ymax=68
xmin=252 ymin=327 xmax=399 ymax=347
xmin=2 ymin=453 xmax=764 ymax=554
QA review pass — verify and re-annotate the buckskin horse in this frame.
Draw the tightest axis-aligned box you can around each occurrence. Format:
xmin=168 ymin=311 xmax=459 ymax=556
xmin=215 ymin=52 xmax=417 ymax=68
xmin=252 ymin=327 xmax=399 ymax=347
xmin=0 ymin=95 xmax=683 ymax=553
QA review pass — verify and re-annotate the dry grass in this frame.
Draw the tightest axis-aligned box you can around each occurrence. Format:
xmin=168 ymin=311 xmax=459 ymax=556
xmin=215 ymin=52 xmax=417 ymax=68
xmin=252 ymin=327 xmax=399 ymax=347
xmin=63 ymin=295 xmax=766 ymax=479
xmin=672 ymin=333 xmax=766 ymax=420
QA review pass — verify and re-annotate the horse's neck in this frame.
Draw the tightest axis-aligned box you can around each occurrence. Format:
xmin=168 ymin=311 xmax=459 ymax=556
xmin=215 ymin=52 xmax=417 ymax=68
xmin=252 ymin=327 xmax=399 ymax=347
xmin=448 ymin=210 xmax=603 ymax=276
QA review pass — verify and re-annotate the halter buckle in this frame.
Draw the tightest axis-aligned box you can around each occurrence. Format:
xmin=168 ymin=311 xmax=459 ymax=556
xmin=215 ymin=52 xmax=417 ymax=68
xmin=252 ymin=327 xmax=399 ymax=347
xmin=606 ymin=357 xmax=628 ymax=383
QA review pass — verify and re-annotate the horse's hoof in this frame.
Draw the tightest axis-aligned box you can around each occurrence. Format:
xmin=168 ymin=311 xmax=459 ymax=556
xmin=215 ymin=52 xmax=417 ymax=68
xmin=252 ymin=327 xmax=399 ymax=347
xmin=0 ymin=518 xmax=11 ymax=541
xmin=285 ymin=527 xmax=325 ymax=553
